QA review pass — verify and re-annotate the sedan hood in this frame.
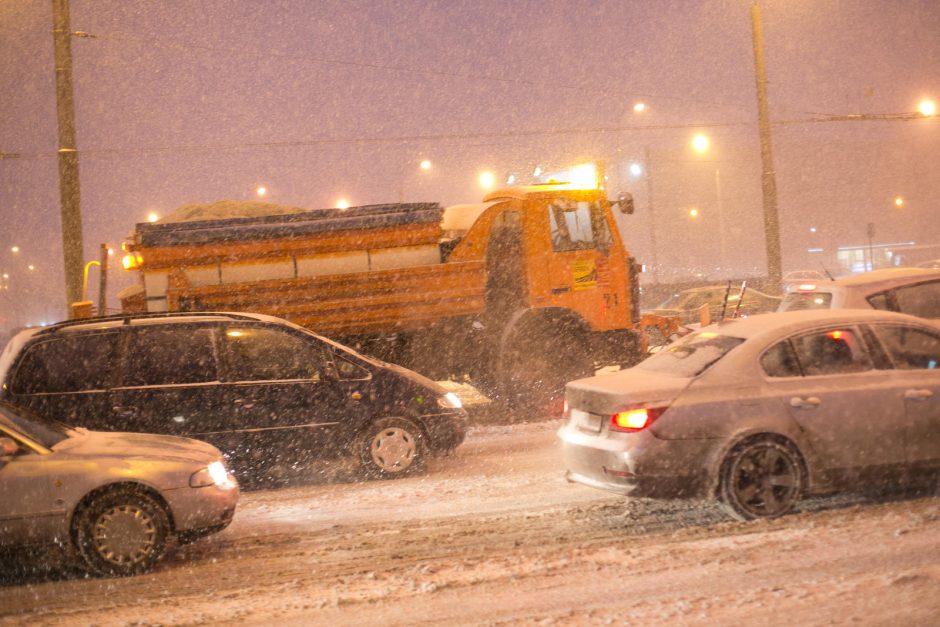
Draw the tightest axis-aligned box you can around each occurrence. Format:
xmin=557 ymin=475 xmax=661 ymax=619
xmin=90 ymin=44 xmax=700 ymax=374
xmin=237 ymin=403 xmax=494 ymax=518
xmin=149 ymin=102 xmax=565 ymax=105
xmin=566 ymin=368 xmax=693 ymax=416
xmin=52 ymin=429 xmax=222 ymax=465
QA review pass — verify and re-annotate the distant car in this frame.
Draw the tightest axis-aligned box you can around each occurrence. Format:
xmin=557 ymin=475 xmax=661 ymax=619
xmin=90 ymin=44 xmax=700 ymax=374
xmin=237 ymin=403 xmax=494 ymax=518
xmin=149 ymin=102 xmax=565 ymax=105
xmin=916 ymin=259 xmax=940 ymax=270
xmin=0 ymin=312 xmax=468 ymax=486
xmin=0 ymin=401 xmax=238 ymax=576
xmin=781 ymin=270 xmax=828 ymax=293
xmin=778 ymin=267 xmax=940 ymax=320
xmin=558 ymin=309 xmax=940 ymax=520
xmin=647 ymin=285 xmax=781 ymax=326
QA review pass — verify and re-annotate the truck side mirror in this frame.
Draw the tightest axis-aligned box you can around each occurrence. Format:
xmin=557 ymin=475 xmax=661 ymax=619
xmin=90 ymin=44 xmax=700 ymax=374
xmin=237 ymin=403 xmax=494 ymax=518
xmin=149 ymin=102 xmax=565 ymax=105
xmin=615 ymin=192 xmax=634 ymax=215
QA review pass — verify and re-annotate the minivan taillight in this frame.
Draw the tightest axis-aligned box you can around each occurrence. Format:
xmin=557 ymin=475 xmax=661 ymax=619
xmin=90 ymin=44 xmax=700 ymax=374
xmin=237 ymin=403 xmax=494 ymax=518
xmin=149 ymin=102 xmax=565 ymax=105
xmin=610 ymin=406 xmax=668 ymax=433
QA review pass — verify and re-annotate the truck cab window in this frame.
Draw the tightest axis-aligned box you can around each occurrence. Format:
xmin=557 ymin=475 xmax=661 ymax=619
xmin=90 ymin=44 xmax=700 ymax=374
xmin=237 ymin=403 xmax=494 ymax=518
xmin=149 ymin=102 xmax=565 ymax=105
xmin=548 ymin=200 xmax=611 ymax=252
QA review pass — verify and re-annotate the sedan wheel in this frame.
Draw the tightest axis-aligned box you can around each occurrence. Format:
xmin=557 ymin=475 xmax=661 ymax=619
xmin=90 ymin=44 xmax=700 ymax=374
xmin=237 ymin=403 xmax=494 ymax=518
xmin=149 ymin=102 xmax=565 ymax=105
xmin=74 ymin=488 xmax=169 ymax=576
xmin=357 ymin=417 xmax=425 ymax=479
xmin=720 ymin=438 xmax=804 ymax=520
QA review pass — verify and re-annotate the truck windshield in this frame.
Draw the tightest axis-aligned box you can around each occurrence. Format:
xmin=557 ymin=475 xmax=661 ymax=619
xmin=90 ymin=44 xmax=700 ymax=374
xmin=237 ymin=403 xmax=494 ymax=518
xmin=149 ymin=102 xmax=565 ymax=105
xmin=637 ymin=332 xmax=745 ymax=377
xmin=548 ymin=200 xmax=612 ymax=252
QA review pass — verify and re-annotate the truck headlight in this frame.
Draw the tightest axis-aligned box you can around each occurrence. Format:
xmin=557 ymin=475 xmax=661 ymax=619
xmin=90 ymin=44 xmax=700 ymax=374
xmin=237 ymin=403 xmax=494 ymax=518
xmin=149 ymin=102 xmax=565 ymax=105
xmin=437 ymin=392 xmax=463 ymax=409
xmin=190 ymin=461 xmax=232 ymax=488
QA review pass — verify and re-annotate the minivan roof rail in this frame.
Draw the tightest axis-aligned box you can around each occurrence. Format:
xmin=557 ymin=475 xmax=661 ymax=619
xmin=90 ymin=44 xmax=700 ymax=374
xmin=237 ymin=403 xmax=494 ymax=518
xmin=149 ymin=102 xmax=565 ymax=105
xmin=32 ymin=311 xmax=260 ymax=337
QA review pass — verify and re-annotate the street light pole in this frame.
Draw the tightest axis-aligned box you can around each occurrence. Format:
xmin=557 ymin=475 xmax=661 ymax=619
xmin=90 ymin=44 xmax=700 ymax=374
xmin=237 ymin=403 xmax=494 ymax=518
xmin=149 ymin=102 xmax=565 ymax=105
xmin=643 ymin=146 xmax=659 ymax=283
xmin=750 ymin=2 xmax=782 ymax=286
xmin=53 ymin=0 xmax=86 ymax=310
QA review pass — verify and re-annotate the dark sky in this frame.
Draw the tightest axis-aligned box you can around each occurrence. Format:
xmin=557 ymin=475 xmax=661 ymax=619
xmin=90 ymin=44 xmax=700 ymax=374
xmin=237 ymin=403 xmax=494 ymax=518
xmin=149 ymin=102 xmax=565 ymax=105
xmin=1 ymin=0 xmax=938 ymax=328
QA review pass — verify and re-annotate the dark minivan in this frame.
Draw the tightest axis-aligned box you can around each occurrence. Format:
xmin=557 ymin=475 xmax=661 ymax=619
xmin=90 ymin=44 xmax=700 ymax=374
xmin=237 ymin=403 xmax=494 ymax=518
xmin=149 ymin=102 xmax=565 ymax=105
xmin=0 ymin=312 xmax=466 ymax=485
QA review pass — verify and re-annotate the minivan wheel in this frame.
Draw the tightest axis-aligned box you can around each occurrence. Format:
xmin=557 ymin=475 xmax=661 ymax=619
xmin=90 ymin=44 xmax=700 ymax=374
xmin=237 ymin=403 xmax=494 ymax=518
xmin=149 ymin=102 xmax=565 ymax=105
xmin=356 ymin=417 xmax=426 ymax=479
xmin=719 ymin=437 xmax=804 ymax=521
xmin=74 ymin=487 xmax=169 ymax=576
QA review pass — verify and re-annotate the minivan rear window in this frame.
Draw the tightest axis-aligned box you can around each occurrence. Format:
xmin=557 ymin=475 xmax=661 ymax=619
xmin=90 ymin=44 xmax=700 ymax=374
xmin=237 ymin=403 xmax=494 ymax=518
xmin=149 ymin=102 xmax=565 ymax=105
xmin=779 ymin=292 xmax=833 ymax=312
xmin=638 ymin=332 xmax=744 ymax=377
xmin=11 ymin=333 xmax=120 ymax=394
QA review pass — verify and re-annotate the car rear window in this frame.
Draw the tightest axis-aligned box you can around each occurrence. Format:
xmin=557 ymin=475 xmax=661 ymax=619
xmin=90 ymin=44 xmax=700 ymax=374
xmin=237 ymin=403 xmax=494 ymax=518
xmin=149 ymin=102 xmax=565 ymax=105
xmin=638 ymin=332 xmax=744 ymax=377
xmin=11 ymin=332 xmax=120 ymax=394
xmin=779 ymin=292 xmax=833 ymax=312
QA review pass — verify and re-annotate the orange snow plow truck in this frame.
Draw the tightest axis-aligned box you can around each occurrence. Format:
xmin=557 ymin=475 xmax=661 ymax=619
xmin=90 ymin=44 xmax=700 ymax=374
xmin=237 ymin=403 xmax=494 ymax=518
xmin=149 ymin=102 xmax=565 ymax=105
xmin=120 ymin=183 xmax=674 ymax=406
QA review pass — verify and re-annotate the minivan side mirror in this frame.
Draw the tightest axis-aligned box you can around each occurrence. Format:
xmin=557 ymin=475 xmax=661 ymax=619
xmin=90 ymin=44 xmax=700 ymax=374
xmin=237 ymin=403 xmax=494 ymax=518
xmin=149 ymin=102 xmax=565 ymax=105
xmin=0 ymin=437 xmax=19 ymax=457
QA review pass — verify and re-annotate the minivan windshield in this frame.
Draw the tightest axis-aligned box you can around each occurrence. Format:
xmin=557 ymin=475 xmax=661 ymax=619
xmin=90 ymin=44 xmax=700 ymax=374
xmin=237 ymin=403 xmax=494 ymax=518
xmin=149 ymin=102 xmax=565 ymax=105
xmin=638 ymin=332 xmax=745 ymax=377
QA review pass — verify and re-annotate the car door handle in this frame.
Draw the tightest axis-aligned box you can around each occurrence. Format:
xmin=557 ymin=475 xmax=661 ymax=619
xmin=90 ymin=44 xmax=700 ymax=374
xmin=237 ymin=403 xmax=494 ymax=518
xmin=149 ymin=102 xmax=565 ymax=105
xmin=904 ymin=389 xmax=934 ymax=401
xmin=111 ymin=405 xmax=135 ymax=418
xmin=233 ymin=399 xmax=256 ymax=409
xmin=790 ymin=396 xmax=821 ymax=409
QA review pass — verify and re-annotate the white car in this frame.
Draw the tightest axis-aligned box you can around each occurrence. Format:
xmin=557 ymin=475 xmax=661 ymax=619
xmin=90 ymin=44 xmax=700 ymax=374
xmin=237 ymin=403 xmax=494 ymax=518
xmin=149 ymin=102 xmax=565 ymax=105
xmin=558 ymin=309 xmax=940 ymax=520
xmin=0 ymin=401 xmax=239 ymax=576
xmin=778 ymin=267 xmax=940 ymax=320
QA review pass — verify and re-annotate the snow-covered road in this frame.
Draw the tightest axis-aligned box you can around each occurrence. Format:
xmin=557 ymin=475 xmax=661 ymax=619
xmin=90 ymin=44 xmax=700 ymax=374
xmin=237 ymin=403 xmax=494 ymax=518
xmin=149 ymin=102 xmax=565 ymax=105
xmin=2 ymin=420 xmax=938 ymax=626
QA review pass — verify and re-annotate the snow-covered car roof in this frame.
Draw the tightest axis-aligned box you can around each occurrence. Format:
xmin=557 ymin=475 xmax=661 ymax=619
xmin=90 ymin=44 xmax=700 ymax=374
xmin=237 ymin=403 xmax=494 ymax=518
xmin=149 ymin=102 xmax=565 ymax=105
xmin=816 ymin=267 xmax=940 ymax=290
xmin=699 ymin=308 xmax=936 ymax=343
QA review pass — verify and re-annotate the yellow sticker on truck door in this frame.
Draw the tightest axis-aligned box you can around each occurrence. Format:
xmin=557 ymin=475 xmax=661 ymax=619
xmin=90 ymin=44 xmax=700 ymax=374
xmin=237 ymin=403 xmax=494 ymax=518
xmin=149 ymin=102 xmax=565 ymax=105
xmin=572 ymin=259 xmax=597 ymax=290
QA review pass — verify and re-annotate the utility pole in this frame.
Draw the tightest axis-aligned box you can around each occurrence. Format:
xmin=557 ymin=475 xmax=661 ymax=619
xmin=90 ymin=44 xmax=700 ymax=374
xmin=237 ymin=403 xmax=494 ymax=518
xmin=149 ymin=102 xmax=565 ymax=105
xmin=644 ymin=146 xmax=659 ymax=283
xmin=53 ymin=0 xmax=85 ymax=309
xmin=750 ymin=3 xmax=782 ymax=286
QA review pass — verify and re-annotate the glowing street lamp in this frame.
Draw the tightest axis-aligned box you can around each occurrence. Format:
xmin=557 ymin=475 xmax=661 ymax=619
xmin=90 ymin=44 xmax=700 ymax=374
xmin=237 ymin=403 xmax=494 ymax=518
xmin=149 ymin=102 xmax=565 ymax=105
xmin=894 ymin=196 xmax=905 ymax=208
xmin=629 ymin=162 xmax=643 ymax=177
xmin=691 ymin=133 xmax=710 ymax=154
xmin=918 ymin=99 xmax=936 ymax=117
xmin=336 ymin=198 xmax=350 ymax=210
xmin=633 ymin=102 xmax=647 ymax=114
xmin=688 ymin=207 xmax=700 ymax=218
xmin=147 ymin=212 xmax=159 ymax=223
xmin=419 ymin=159 xmax=432 ymax=171
xmin=11 ymin=246 xmax=19 ymax=253
xmin=256 ymin=185 xmax=268 ymax=198
xmin=478 ymin=171 xmax=496 ymax=190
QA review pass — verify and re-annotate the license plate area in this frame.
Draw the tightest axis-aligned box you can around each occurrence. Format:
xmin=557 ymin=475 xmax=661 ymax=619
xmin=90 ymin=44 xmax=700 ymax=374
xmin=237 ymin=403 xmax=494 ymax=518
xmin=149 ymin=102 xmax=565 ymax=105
xmin=572 ymin=408 xmax=603 ymax=434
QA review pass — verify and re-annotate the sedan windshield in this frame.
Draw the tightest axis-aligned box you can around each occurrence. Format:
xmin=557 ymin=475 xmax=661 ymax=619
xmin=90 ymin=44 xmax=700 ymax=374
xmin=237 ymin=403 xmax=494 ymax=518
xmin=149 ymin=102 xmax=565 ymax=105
xmin=638 ymin=332 xmax=745 ymax=377
xmin=0 ymin=402 xmax=72 ymax=449
xmin=779 ymin=292 xmax=833 ymax=311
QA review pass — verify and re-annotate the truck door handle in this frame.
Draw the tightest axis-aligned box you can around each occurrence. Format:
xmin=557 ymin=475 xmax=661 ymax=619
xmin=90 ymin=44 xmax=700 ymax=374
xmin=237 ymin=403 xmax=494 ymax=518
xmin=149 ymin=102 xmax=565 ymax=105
xmin=112 ymin=405 xmax=135 ymax=418
xmin=904 ymin=389 xmax=934 ymax=401
xmin=790 ymin=396 xmax=821 ymax=409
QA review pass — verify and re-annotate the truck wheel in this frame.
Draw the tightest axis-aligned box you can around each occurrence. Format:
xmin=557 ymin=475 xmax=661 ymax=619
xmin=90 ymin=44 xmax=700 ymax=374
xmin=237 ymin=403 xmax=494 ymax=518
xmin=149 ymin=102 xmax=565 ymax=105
xmin=499 ymin=318 xmax=592 ymax=412
xmin=355 ymin=417 xmax=426 ymax=480
xmin=73 ymin=487 xmax=170 ymax=576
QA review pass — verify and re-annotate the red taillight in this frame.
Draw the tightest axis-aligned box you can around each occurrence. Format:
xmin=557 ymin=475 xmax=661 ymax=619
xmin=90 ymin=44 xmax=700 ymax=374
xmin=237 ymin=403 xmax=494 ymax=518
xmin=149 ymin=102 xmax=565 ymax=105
xmin=610 ymin=406 xmax=667 ymax=432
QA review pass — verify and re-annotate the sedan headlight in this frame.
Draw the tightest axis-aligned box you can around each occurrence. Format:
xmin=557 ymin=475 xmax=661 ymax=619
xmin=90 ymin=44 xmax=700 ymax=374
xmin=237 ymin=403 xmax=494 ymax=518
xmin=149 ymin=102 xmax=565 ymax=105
xmin=437 ymin=392 xmax=463 ymax=409
xmin=190 ymin=461 xmax=232 ymax=488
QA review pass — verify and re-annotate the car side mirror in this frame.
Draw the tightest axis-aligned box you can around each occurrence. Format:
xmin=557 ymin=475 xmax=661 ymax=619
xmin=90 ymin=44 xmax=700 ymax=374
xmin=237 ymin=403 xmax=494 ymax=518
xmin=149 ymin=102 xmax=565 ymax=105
xmin=0 ymin=437 xmax=19 ymax=457
xmin=614 ymin=192 xmax=634 ymax=215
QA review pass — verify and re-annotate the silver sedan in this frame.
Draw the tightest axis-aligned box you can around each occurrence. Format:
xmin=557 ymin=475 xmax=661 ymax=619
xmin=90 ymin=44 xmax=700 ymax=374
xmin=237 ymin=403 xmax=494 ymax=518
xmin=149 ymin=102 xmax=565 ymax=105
xmin=559 ymin=309 xmax=940 ymax=519
xmin=0 ymin=401 xmax=239 ymax=576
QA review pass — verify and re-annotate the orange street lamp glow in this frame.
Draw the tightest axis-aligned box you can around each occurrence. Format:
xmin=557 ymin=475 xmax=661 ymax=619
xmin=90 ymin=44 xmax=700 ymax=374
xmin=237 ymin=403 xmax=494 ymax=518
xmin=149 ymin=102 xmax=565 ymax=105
xmin=336 ymin=199 xmax=350 ymax=210
xmin=894 ymin=197 xmax=904 ymax=207
xmin=688 ymin=208 xmax=700 ymax=218
xmin=633 ymin=102 xmax=647 ymax=113
xmin=11 ymin=246 xmax=19 ymax=253
xmin=147 ymin=212 xmax=159 ymax=223
xmin=479 ymin=171 xmax=496 ymax=189
xmin=256 ymin=186 xmax=267 ymax=197
xmin=918 ymin=99 xmax=936 ymax=117
xmin=419 ymin=159 xmax=431 ymax=170
xmin=691 ymin=133 xmax=710 ymax=153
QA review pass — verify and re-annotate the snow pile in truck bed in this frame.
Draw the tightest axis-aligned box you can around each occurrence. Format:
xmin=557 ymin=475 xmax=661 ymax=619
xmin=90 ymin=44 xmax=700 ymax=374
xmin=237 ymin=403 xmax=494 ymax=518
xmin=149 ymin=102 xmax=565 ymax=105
xmin=156 ymin=200 xmax=310 ymax=223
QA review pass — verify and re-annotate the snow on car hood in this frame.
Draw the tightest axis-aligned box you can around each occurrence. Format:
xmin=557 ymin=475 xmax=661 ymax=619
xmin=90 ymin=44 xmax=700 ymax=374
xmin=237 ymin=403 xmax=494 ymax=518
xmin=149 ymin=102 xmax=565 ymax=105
xmin=565 ymin=368 xmax=693 ymax=416
xmin=52 ymin=429 xmax=222 ymax=465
